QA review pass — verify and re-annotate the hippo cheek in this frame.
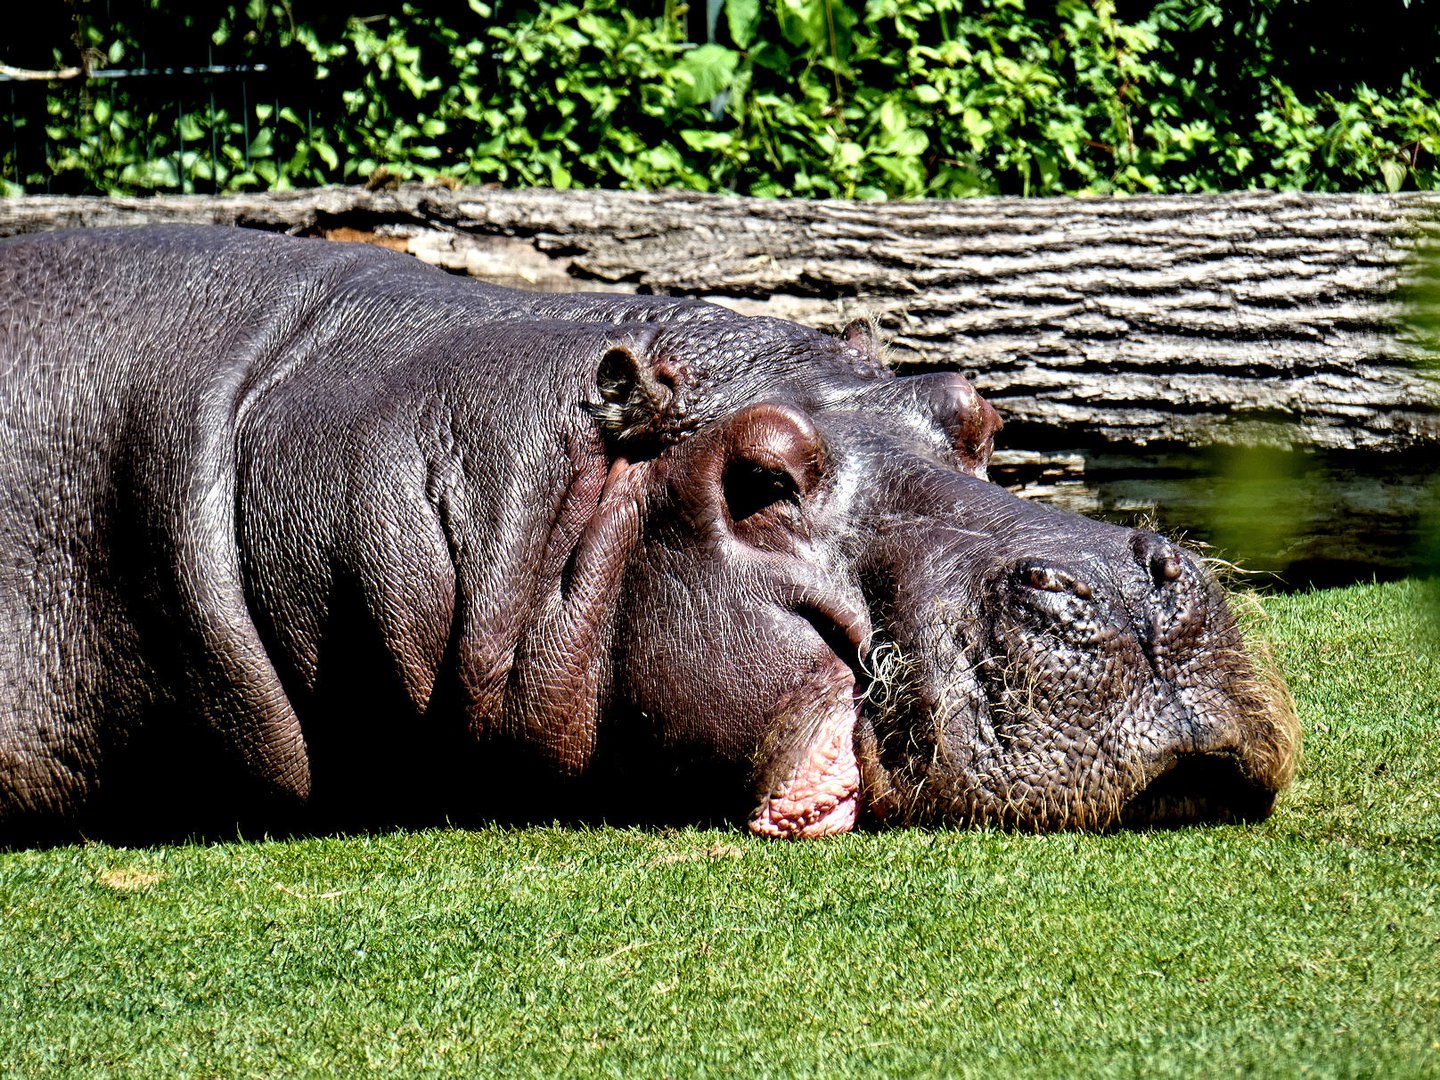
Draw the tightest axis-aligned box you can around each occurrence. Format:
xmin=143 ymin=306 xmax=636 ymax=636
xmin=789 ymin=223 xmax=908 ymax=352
xmin=619 ymin=594 xmax=870 ymax=839
xmin=614 ymin=400 xmax=878 ymax=836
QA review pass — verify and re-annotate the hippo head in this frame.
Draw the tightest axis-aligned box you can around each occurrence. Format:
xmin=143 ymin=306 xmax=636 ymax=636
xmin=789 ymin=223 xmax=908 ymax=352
xmin=590 ymin=319 xmax=1299 ymax=837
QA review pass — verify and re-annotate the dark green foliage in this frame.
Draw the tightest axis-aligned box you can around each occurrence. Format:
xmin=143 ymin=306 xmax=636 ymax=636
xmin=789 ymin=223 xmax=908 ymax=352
xmin=3 ymin=1 xmax=1439 ymax=197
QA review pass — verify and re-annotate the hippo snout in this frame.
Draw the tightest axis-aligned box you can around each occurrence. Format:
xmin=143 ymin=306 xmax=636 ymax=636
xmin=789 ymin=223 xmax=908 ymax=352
xmin=998 ymin=532 xmax=1213 ymax=653
xmin=853 ymin=478 xmax=1300 ymax=832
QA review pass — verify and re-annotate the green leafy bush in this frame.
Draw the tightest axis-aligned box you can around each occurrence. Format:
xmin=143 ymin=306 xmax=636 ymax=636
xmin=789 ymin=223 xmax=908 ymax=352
xmin=3 ymin=0 xmax=1437 ymax=197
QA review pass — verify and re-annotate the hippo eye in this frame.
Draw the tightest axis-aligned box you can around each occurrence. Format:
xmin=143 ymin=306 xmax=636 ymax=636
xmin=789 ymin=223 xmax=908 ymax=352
xmin=723 ymin=459 xmax=800 ymax=524
xmin=715 ymin=402 xmax=822 ymax=537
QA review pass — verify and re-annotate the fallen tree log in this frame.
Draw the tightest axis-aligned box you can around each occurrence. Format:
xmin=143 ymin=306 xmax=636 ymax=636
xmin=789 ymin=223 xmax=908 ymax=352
xmin=3 ymin=186 xmax=1437 ymax=582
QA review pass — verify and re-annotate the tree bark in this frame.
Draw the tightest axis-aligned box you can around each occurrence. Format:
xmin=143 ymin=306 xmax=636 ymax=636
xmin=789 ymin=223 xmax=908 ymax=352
xmin=2 ymin=185 xmax=1437 ymax=580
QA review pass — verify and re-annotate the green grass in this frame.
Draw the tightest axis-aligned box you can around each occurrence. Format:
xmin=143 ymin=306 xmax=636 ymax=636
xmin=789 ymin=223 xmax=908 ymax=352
xmin=2 ymin=580 xmax=1437 ymax=1078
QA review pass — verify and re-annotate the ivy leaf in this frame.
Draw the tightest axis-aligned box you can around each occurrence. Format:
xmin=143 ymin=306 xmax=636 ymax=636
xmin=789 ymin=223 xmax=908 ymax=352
xmin=1380 ymin=158 xmax=1407 ymax=192
xmin=675 ymin=45 xmax=739 ymax=107
xmin=726 ymin=0 xmax=762 ymax=49
xmin=681 ymin=129 xmax=733 ymax=151
xmin=777 ymin=0 xmax=827 ymax=50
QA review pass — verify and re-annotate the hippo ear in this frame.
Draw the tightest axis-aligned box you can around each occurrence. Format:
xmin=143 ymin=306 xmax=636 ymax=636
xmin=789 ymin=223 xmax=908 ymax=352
xmin=592 ymin=333 xmax=681 ymax=452
xmin=839 ymin=317 xmax=884 ymax=363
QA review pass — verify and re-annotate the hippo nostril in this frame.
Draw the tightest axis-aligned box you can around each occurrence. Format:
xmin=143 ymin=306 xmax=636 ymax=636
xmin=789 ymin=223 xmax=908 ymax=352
xmin=1004 ymin=560 xmax=1112 ymax=646
xmin=1131 ymin=531 xmax=1185 ymax=587
xmin=1022 ymin=563 xmax=1093 ymax=599
xmin=1026 ymin=567 xmax=1059 ymax=591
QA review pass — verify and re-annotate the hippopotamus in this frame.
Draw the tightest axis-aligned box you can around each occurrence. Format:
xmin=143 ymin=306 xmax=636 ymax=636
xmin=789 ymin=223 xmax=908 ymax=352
xmin=0 ymin=225 xmax=1299 ymax=844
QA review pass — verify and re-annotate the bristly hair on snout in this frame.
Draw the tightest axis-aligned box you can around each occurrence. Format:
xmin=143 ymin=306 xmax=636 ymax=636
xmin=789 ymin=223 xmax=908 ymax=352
xmin=842 ymin=575 xmax=1301 ymax=833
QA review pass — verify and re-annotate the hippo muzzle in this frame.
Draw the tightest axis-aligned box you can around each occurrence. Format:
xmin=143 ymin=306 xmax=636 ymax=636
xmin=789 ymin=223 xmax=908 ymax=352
xmin=850 ymin=456 xmax=1300 ymax=833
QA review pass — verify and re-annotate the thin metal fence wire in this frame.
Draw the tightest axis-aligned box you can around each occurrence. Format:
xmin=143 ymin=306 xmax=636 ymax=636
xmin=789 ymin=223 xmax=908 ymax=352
xmin=1 ymin=62 xmax=279 ymax=195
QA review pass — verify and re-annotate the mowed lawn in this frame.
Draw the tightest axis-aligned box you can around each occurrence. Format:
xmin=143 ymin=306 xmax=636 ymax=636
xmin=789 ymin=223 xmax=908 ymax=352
xmin=1 ymin=579 xmax=1436 ymax=1077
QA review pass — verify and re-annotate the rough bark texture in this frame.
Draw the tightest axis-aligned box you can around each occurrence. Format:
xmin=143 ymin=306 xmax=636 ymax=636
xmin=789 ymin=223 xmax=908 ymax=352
xmin=2 ymin=185 xmax=1437 ymax=580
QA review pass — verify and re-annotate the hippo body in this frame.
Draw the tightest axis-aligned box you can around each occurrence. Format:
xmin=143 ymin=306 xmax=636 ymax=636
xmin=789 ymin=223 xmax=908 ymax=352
xmin=0 ymin=227 xmax=1297 ymax=843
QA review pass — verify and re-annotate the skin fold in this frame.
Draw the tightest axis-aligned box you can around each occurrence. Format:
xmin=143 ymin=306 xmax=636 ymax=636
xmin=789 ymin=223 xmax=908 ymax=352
xmin=0 ymin=227 xmax=1298 ymax=844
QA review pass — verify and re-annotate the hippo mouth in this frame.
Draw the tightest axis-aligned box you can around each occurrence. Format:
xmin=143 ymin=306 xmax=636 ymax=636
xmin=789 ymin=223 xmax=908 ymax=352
xmin=1119 ymin=751 xmax=1278 ymax=828
xmin=747 ymin=606 xmax=871 ymax=840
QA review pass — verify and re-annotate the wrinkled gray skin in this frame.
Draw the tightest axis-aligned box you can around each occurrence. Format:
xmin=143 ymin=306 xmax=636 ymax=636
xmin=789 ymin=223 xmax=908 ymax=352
xmin=0 ymin=227 xmax=1298 ymax=844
